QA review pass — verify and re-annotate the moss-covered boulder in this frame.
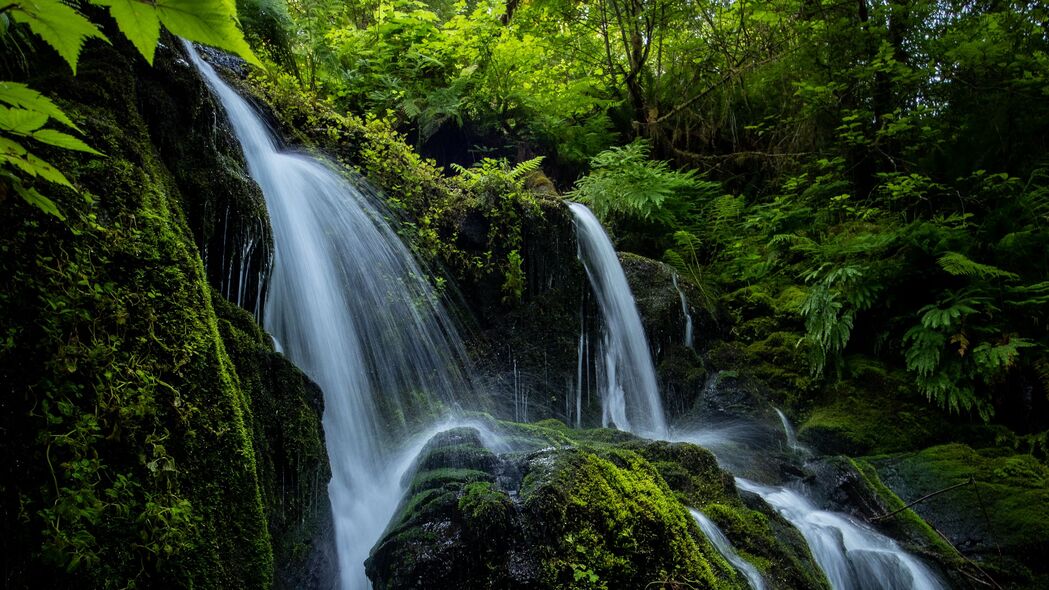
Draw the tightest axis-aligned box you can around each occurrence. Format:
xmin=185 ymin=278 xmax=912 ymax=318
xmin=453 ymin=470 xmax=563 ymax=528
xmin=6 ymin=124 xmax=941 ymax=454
xmin=798 ymin=362 xmax=954 ymax=456
xmin=869 ymin=444 xmax=1049 ymax=587
xmin=627 ymin=441 xmax=829 ymax=590
xmin=366 ymin=422 xmax=828 ymax=590
xmin=211 ymin=294 xmax=334 ymax=589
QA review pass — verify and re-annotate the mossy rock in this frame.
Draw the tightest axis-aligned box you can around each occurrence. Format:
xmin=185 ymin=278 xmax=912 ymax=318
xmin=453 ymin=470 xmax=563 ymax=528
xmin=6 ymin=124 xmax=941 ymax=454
xmin=367 ymin=423 xmax=829 ymax=590
xmin=0 ymin=40 xmax=275 ymax=587
xmin=211 ymin=293 xmax=334 ymax=589
xmin=627 ymin=441 xmax=828 ymax=590
xmin=869 ymin=443 xmax=1049 ymax=586
xmin=366 ymin=428 xmax=533 ymax=589
xmin=743 ymin=331 xmax=814 ymax=403
xmin=799 ymin=363 xmax=953 ymax=456
xmin=520 ymin=446 xmax=744 ymax=590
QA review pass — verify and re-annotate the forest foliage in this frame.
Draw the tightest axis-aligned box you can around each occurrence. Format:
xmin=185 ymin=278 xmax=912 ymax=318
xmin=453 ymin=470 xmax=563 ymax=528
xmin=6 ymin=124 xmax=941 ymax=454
xmin=0 ymin=0 xmax=259 ymax=219
xmin=3 ymin=0 xmax=1047 ymax=429
xmin=235 ymin=0 xmax=1049 ymax=429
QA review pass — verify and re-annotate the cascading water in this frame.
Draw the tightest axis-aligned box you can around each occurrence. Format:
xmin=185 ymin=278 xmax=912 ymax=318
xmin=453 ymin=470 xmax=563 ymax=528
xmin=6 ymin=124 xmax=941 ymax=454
xmin=774 ymin=407 xmax=801 ymax=453
xmin=186 ymin=44 xmax=473 ymax=589
xmin=568 ymin=202 xmax=946 ymax=589
xmin=689 ymin=509 xmax=766 ymax=590
xmin=736 ymin=480 xmax=946 ymax=590
xmin=672 ymin=273 xmax=695 ymax=348
xmin=569 ymin=202 xmax=667 ymax=438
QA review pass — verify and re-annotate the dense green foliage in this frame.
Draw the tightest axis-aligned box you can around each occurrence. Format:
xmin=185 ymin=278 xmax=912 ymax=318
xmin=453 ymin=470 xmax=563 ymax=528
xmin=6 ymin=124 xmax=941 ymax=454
xmin=236 ymin=0 xmax=1049 ymax=431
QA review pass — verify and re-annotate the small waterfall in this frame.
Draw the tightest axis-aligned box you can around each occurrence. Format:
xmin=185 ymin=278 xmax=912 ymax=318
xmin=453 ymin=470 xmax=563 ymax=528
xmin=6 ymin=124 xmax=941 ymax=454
xmin=774 ymin=407 xmax=800 ymax=453
xmin=574 ymin=326 xmax=585 ymax=428
xmin=689 ymin=509 xmax=766 ymax=590
xmin=672 ymin=274 xmax=695 ymax=348
xmin=568 ymin=202 xmax=667 ymax=438
xmin=736 ymin=479 xmax=945 ymax=590
xmin=187 ymin=44 xmax=473 ymax=589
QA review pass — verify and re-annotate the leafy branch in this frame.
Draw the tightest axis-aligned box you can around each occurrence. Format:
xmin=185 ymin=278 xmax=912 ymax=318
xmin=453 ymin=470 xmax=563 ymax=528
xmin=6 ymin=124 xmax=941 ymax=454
xmin=0 ymin=0 xmax=261 ymax=219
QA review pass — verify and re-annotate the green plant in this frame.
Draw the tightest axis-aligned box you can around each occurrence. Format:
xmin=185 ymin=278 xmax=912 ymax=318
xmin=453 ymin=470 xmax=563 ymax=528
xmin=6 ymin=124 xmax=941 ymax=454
xmin=568 ymin=140 xmax=713 ymax=227
xmin=0 ymin=0 xmax=260 ymax=219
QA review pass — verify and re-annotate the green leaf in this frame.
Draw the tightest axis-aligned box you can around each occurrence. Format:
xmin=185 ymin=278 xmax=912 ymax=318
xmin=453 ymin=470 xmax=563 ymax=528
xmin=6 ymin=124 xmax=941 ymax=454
xmin=14 ymin=183 xmax=65 ymax=220
xmin=32 ymin=129 xmax=104 ymax=156
xmin=938 ymin=251 xmax=1019 ymax=280
xmin=0 ymin=82 xmax=79 ymax=130
xmin=26 ymin=153 xmax=73 ymax=188
xmin=91 ymin=0 xmax=161 ymax=64
xmin=155 ymin=0 xmax=263 ymax=67
xmin=10 ymin=0 xmax=109 ymax=74
xmin=1 ymin=152 xmax=39 ymax=177
xmin=0 ymin=105 xmax=48 ymax=134
xmin=0 ymin=136 xmax=28 ymax=157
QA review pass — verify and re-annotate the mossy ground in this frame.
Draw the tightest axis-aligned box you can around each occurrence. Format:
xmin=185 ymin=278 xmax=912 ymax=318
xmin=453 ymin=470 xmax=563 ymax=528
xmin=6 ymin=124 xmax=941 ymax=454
xmin=798 ymin=361 xmax=956 ymax=456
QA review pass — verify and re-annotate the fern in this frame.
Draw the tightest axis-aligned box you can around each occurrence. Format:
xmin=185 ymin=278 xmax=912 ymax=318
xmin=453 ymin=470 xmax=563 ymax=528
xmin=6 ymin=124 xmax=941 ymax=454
xmin=506 ymin=156 xmax=544 ymax=181
xmin=800 ymin=283 xmax=854 ymax=377
xmin=971 ymin=337 xmax=1034 ymax=374
xmin=567 ymin=139 xmax=712 ymax=226
xmin=938 ymin=251 xmax=1019 ymax=280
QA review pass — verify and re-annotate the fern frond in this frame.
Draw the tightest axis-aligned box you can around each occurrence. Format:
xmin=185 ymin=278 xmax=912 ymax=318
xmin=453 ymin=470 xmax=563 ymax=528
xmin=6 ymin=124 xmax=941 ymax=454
xmin=507 ymin=156 xmax=544 ymax=181
xmin=938 ymin=251 xmax=1019 ymax=280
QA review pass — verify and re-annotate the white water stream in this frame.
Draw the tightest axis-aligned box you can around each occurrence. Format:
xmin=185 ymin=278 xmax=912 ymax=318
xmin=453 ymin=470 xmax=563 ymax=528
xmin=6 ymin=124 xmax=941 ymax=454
xmin=187 ymin=44 xmax=474 ymax=589
xmin=569 ymin=202 xmax=668 ymax=438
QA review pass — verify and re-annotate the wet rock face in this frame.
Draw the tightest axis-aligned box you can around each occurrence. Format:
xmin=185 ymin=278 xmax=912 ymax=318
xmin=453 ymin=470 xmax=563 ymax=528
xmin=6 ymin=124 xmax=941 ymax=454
xmin=365 ymin=428 xmax=538 ymax=589
xmin=138 ymin=37 xmax=273 ymax=316
xmin=366 ymin=423 xmax=829 ymax=590
xmin=618 ymin=253 xmax=718 ymax=421
xmin=211 ymin=294 xmax=335 ymax=590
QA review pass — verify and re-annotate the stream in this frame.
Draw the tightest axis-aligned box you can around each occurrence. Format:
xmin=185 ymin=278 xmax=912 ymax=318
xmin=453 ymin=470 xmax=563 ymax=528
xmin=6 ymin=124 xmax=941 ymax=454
xmin=189 ymin=43 xmax=947 ymax=590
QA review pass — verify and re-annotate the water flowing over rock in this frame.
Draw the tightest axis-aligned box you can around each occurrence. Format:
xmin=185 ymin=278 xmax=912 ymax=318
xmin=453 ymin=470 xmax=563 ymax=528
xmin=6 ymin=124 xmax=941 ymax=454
xmin=187 ymin=43 xmax=474 ymax=589
xmin=736 ymin=479 xmax=946 ymax=590
xmin=690 ymin=508 xmax=767 ymax=590
xmin=568 ymin=202 xmax=668 ymax=438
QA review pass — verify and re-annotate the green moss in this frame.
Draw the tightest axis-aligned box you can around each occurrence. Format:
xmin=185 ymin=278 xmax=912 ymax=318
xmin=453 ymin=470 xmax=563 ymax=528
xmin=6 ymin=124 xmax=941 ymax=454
xmin=848 ymin=458 xmax=961 ymax=561
xmin=744 ymin=331 xmax=814 ymax=399
xmin=458 ymin=481 xmax=514 ymax=538
xmin=870 ymin=443 xmax=1049 ymax=583
xmin=0 ymin=43 xmax=320 ymax=588
xmin=799 ymin=363 xmax=952 ymax=455
xmin=211 ymin=293 xmax=331 ymax=588
xmin=628 ymin=442 xmax=828 ymax=590
xmin=410 ymin=468 xmax=494 ymax=495
xmin=521 ymin=447 xmax=744 ymax=590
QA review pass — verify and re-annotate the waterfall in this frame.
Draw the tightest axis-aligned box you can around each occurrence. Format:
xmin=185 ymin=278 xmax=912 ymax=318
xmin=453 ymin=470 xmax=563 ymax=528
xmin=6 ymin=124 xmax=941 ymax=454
xmin=565 ymin=206 xmax=944 ymax=590
xmin=774 ymin=407 xmax=801 ymax=453
xmin=568 ymin=202 xmax=667 ymax=438
xmin=672 ymin=273 xmax=695 ymax=348
xmin=736 ymin=480 xmax=946 ymax=590
xmin=186 ymin=44 xmax=473 ymax=589
xmin=689 ymin=509 xmax=766 ymax=590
